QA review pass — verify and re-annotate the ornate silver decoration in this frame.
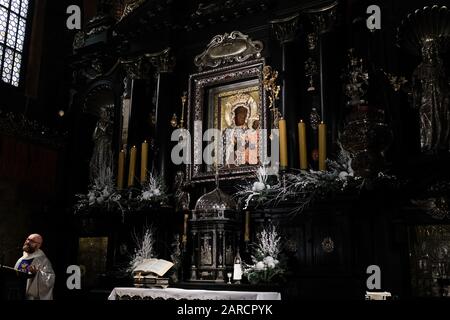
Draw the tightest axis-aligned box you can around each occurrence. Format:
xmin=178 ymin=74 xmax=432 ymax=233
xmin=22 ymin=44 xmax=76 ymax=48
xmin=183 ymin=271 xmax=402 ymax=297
xmin=304 ymin=57 xmax=318 ymax=92
xmin=304 ymin=0 xmax=338 ymax=35
xmin=86 ymin=25 xmax=110 ymax=36
xmin=194 ymin=31 xmax=263 ymax=70
xmin=339 ymin=108 xmax=391 ymax=177
xmin=192 ymin=1 xmax=239 ymax=17
xmin=194 ymin=188 xmax=237 ymax=215
xmin=309 ymin=107 xmax=321 ymax=130
xmin=285 ymin=239 xmax=298 ymax=253
xmin=304 ymin=1 xmax=338 ymax=120
xmin=73 ymin=14 xmax=113 ymax=51
xmin=146 ymin=47 xmax=176 ymax=73
xmin=321 ymin=237 xmax=335 ymax=253
xmin=412 ymin=182 xmax=450 ymax=220
xmin=339 ymin=51 xmax=392 ymax=177
xmin=343 ymin=49 xmax=369 ymax=107
xmin=119 ymin=0 xmax=146 ymax=21
xmin=73 ymin=31 xmax=85 ymax=50
xmin=174 ymin=171 xmax=190 ymax=211
xmin=397 ymin=5 xmax=450 ymax=57
xmin=410 ymin=225 xmax=450 ymax=296
xmin=269 ymin=14 xmax=300 ymax=44
xmin=412 ymin=198 xmax=449 ymax=220
xmin=186 ymin=59 xmax=267 ymax=184
xmin=120 ymin=55 xmax=152 ymax=79
xmin=189 ymin=183 xmax=239 ymax=282
xmin=307 ymin=33 xmax=318 ymax=51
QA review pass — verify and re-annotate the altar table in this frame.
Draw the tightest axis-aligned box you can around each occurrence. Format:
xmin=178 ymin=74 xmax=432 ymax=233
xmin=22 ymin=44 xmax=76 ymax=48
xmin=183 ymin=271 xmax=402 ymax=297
xmin=108 ymin=287 xmax=281 ymax=300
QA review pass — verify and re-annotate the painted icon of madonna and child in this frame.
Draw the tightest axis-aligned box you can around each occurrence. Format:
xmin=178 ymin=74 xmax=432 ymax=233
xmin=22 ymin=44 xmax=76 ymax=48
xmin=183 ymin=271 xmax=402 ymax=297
xmin=220 ymin=92 xmax=260 ymax=167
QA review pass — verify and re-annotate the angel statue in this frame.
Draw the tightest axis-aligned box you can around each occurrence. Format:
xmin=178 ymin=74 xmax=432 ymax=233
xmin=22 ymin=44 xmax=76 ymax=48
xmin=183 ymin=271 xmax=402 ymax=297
xmin=395 ymin=6 xmax=450 ymax=153
xmin=89 ymin=104 xmax=114 ymax=186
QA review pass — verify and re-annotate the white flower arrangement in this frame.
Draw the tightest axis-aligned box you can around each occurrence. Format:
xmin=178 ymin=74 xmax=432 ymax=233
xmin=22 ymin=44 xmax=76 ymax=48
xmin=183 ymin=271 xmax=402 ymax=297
xmin=74 ymin=168 xmax=122 ymax=214
xmin=243 ymin=225 xmax=285 ymax=284
xmin=138 ymin=172 xmax=168 ymax=205
xmin=252 ymin=166 xmax=272 ymax=191
xmin=128 ymin=227 xmax=155 ymax=273
xmin=235 ymin=166 xmax=277 ymax=209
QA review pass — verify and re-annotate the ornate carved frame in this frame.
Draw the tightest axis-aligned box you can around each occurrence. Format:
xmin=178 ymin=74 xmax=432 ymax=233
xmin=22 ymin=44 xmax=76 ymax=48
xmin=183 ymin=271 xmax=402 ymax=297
xmin=186 ymin=58 xmax=268 ymax=184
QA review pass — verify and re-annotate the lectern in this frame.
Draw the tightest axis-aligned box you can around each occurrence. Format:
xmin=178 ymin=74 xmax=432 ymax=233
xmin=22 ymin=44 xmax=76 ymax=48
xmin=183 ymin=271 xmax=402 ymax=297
xmin=0 ymin=265 xmax=28 ymax=300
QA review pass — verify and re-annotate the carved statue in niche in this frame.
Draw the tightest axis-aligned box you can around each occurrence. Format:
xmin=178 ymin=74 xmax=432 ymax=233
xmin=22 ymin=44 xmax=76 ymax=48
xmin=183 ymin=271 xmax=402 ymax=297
xmin=200 ymin=235 xmax=212 ymax=265
xmin=412 ymin=40 xmax=450 ymax=153
xmin=397 ymin=6 xmax=450 ymax=154
xmin=90 ymin=104 xmax=114 ymax=186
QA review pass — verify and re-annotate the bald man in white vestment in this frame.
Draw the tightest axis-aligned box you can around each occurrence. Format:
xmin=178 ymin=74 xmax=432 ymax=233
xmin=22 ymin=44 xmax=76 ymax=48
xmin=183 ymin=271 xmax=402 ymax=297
xmin=14 ymin=234 xmax=55 ymax=300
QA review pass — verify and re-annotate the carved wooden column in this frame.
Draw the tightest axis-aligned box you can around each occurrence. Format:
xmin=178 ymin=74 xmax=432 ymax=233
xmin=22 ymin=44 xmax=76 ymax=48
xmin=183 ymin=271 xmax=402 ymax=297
xmin=304 ymin=1 xmax=338 ymax=170
xmin=147 ymin=48 xmax=176 ymax=181
xmin=120 ymin=55 xmax=152 ymax=151
xmin=270 ymin=14 xmax=300 ymax=169
xmin=305 ymin=1 xmax=338 ymax=122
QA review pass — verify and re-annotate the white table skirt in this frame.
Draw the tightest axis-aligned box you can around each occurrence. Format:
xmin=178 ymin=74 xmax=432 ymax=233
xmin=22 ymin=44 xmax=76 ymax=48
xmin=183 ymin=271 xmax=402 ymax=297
xmin=108 ymin=287 xmax=281 ymax=300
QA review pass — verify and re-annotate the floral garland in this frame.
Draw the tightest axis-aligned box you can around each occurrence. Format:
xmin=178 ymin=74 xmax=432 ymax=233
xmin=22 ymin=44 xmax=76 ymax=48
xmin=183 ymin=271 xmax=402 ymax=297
xmin=234 ymin=149 xmax=398 ymax=216
xmin=74 ymin=168 xmax=123 ymax=214
xmin=126 ymin=173 xmax=169 ymax=211
xmin=74 ymin=171 xmax=168 ymax=215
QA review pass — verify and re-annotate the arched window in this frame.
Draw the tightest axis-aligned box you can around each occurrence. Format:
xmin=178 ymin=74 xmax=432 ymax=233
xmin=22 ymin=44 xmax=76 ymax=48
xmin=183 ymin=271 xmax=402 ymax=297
xmin=0 ymin=0 xmax=29 ymax=87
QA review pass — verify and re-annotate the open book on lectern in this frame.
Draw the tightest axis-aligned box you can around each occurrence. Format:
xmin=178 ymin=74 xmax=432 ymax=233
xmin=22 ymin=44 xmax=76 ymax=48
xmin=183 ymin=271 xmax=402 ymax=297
xmin=133 ymin=259 xmax=174 ymax=277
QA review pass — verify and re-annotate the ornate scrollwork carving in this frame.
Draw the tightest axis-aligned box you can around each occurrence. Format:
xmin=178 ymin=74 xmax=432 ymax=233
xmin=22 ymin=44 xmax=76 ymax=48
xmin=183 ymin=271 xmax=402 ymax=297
xmin=194 ymin=31 xmax=263 ymax=70
xmin=304 ymin=0 xmax=338 ymax=35
xmin=120 ymin=47 xmax=176 ymax=79
xmin=120 ymin=55 xmax=152 ymax=79
xmin=269 ymin=14 xmax=300 ymax=44
xmin=146 ymin=47 xmax=176 ymax=73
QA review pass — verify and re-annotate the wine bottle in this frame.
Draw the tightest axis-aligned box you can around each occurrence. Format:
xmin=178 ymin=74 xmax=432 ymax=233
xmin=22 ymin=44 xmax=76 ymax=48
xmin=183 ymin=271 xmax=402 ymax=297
xmin=233 ymin=247 xmax=242 ymax=283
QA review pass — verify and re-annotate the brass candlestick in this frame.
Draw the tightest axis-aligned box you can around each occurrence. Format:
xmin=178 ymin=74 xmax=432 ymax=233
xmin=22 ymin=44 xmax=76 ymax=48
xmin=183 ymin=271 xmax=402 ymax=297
xmin=170 ymin=91 xmax=188 ymax=129
xmin=180 ymin=91 xmax=187 ymax=129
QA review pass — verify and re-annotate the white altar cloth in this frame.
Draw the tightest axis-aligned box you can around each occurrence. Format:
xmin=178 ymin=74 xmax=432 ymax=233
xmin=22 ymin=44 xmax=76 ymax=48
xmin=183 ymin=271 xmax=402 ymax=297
xmin=108 ymin=287 xmax=281 ymax=300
